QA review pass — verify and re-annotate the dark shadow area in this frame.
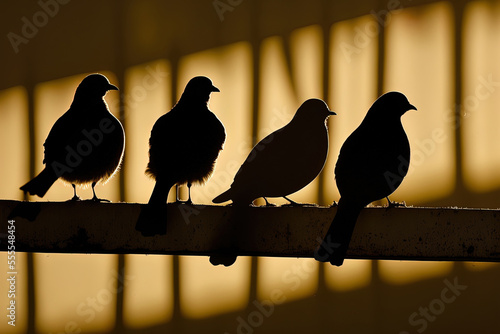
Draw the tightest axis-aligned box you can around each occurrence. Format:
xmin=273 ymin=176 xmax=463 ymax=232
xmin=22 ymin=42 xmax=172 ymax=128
xmin=71 ymin=263 xmax=500 ymax=334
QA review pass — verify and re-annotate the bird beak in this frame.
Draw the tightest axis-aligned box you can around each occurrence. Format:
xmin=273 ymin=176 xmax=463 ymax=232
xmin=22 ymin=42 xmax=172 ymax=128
xmin=328 ymin=110 xmax=337 ymax=116
xmin=108 ymin=84 xmax=119 ymax=91
xmin=211 ymin=86 xmax=220 ymax=93
xmin=408 ymin=104 xmax=417 ymax=111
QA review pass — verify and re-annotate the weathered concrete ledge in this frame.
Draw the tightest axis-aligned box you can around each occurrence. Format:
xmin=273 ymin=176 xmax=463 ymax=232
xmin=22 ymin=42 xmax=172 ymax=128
xmin=0 ymin=200 xmax=499 ymax=262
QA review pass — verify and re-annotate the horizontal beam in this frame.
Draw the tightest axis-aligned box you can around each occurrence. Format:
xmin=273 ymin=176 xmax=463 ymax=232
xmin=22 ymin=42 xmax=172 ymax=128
xmin=1 ymin=200 xmax=499 ymax=262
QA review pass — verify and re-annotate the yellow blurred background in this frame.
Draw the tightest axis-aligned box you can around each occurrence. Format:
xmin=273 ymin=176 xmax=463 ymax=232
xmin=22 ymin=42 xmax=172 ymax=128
xmin=1 ymin=0 xmax=500 ymax=333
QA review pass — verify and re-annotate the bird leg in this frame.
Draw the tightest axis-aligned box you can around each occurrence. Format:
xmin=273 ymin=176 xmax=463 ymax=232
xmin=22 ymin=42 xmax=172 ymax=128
xmin=91 ymin=182 xmax=110 ymax=202
xmin=186 ymin=182 xmax=193 ymax=205
xmin=386 ymin=196 xmax=406 ymax=208
xmin=175 ymin=185 xmax=181 ymax=203
xmin=69 ymin=184 xmax=81 ymax=201
xmin=281 ymin=196 xmax=306 ymax=207
xmin=175 ymin=183 xmax=193 ymax=205
xmin=263 ymin=197 xmax=276 ymax=207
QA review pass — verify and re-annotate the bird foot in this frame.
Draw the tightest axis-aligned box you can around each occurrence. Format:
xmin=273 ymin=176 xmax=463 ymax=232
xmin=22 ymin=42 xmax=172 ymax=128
xmin=67 ymin=195 xmax=81 ymax=202
xmin=262 ymin=197 xmax=277 ymax=207
xmin=282 ymin=196 xmax=300 ymax=206
xmin=281 ymin=202 xmax=316 ymax=207
xmin=176 ymin=199 xmax=193 ymax=205
xmin=387 ymin=200 xmax=406 ymax=208
xmin=90 ymin=197 xmax=111 ymax=203
xmin=281 ymin=196 xmax=314 ymax=207
xmin=331 ymin=201 xmax=338 ymax=207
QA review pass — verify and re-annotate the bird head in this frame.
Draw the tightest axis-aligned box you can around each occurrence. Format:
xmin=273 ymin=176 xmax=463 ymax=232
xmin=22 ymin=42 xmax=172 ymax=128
xmin=181 ymin=76 xmax=220 ymax=104
xmin=75 ymin=74 xmax=118 ymax=100
xmin=294 ymin=98 xmax=336 ymax=123
xmin=369 ymin=91 xmax=417 ymax=118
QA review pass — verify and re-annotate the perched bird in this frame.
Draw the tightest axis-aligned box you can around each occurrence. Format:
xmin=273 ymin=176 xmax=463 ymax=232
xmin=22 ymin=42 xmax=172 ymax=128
xmin=20 ymin=74 xmax=123 ymax=201
xmin=315 ymin=92 xmax=416 ymax=266
xmin=209 ymin=98 xmax=334 ymax=267
xmin=136 ymin=76 xmax=225 ymax=236
xmin=213 ymin=98 xmax=335 ymax=206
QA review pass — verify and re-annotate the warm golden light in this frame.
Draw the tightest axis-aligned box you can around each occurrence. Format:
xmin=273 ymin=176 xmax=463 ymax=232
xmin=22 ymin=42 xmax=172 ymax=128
xmin=179 ymin=256 xmax=250 ymax=318
xmin=34 ymin=254 xmax=117 ymax=333
xmin=325 ymin=260 xmax=372 ymax=292
xmin=462 ymin=1 xmax=500 ymax=192
xmin=3 ymin=2 xmax=500 ymax=333
xmin=259 ymin=36 xmax=298 ymax=137
xmin=123 ymin=255 xmax=173 ymax=328
xmin=0 ymin=253 xmax=28 ymax=334
xmin=384 ymin=2 xmax=455 ymax=203
xmin=123 ymin=60 xmax=171 ymax=203
xmin=0 ymin=86 xmax=29 ymax=200
xmin=33 ymin=72 xmax=121 ymax=202
xmin=257 ymin=258 xmax=318 ymax=303
xmin=463 ymin=262 xmax=500 ymax=272
xmin=290 ymin=25 xmax=323 ymax=103
xmin=379 ymin=261 xmax=453 ymax=285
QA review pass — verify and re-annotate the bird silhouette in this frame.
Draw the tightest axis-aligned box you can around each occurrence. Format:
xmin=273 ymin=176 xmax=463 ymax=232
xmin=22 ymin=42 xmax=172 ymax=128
xmin=213 ymin=98 xmax=335 ymax=206
xmin=20 ymin=73 xmax=124 ymax=201
xmin=135 ymin=76 xmax=225 ymax=236
xmin=209 ymin=98 xmax=334 ymax=267
xmin=315 ymin=91 xmax=416 ymax=266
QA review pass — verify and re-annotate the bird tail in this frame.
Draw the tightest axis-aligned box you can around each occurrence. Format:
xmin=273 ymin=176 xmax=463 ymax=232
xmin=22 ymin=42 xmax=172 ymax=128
xmin=20 ymin=168 xmax=58 ymax=198
xmin=315 ymin=198 xmax=364 ymax=266
xmin=147 ymin=179 xmax=173 ymax=205
xmin=212 ymin=189 xmax=232 ymax=204
xmin=135 ymin=179 xmax=174 ymax=236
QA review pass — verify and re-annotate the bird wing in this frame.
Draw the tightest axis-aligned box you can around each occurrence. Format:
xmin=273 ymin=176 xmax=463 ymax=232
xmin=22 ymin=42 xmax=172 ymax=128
xmin=149 ymin=112 xmax=176 ymax=149
xmin=234 ymin=129 xmax=290 ymax=185
xmin=146 ymin=111 xmax=179 ymax=177
xmin=231 ymin=123 xmax=321 ymax=197
xmin=335 ymin=121 xmax=409 ymax=202
xmin=43 ymin=108 xmax=87 ymax=165
xmin=198 ymin=110 xmax=226 ymax=152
